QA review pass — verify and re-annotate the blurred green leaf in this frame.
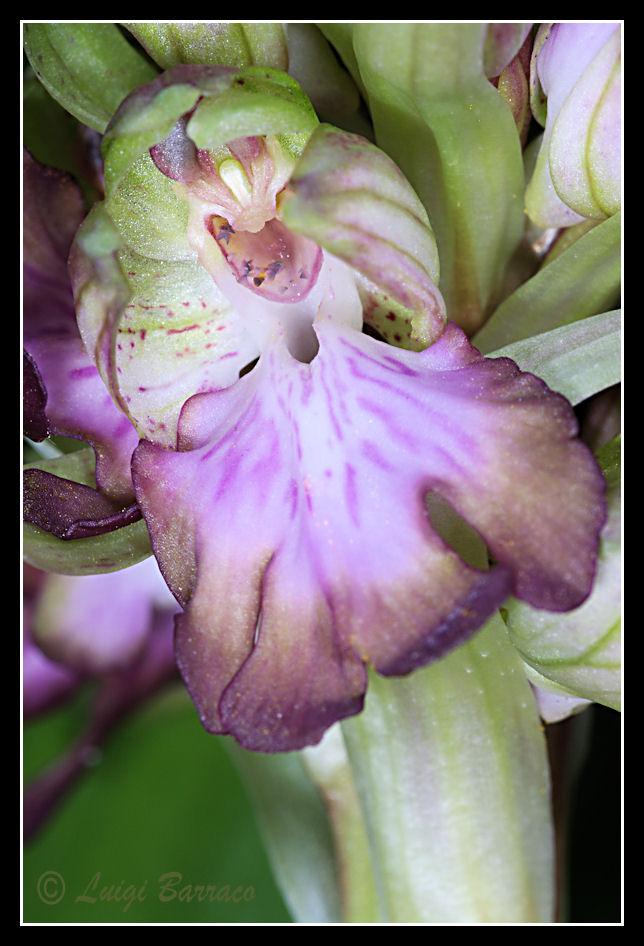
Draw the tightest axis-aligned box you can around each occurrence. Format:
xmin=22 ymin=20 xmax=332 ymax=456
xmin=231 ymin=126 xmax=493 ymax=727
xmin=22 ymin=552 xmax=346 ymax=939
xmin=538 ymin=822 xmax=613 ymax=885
xmin=23 ymin=70 xmax=104 ymax=207
xmin=489 ymin=309 xmax=621 ymax=405
xmin=23 ymin=686 xmax=292 ymax=923
xmin=474 ymin=212 xmax=621 ymax=353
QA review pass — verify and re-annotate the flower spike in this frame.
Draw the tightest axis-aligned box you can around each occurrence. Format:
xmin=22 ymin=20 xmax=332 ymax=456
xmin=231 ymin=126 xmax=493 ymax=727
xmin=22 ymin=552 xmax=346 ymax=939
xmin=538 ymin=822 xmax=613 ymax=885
xmin=63 ymin=65 xmax=607 ymax=752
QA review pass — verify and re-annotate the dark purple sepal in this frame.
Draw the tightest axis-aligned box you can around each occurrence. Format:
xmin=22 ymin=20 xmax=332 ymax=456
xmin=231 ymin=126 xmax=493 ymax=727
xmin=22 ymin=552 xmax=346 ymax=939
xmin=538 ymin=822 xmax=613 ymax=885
xmin=23 ymin=350 xmax=49 ymax=442
xmin=23 ymin=468 xmax=142 ymax=540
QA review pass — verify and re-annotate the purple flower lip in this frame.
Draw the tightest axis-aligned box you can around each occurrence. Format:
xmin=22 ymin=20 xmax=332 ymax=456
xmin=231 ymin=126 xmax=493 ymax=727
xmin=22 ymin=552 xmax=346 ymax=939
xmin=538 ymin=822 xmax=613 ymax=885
xmin=133 ymin=317 xmax=607 ymax=753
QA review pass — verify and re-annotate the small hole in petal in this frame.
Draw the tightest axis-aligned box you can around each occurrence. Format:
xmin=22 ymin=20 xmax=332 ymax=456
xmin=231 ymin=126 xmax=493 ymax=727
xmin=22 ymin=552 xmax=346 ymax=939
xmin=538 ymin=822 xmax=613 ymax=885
xmin=286 ymin=321 xmax=320 ymax=364
xmin=425 ymin=491 xmax=488 ymax=569
xmin=239 ymin=356 xmax=259 ymax=378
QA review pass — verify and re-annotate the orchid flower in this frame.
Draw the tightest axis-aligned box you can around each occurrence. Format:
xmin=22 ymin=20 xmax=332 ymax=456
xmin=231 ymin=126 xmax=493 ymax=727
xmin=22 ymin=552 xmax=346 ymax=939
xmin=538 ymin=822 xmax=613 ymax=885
xmin=48 ymin=63 xmax=605 ymax=754
xmin=22 ymin=23 xmax=621 ymax=923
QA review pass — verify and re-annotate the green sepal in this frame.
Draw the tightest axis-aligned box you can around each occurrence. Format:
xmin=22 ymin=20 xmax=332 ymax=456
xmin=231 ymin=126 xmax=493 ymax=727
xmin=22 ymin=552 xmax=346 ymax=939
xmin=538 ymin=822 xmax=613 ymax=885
xmin=23 ymin=22 xmax=158 ymax=133
xmin=105 ymin=150 xmax=192 ymax=262
xmin=186 ymin=67 xmax=319 ymax=160
xmin=23 ymin=449 xmax=152 ymax=576
xmin=23 ymin=70 xmax=101 ymax=206
xmin=341 ymin=616 xmax=555 ymax=922
xmin=123 ymin=21 xmax=288 ymax=71
xmin=504 ymin=436 xmax=622 ymax=712
xmin=347 ymin=23 xmax=526 ymax=335
xmin=70 ymin=204 xmax=130 ymax=411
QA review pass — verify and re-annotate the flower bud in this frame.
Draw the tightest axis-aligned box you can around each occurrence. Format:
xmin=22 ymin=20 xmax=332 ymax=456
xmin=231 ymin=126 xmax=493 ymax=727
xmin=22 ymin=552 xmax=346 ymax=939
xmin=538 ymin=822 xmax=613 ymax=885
xmin=526 ymin=23 xmax=621 ymax=228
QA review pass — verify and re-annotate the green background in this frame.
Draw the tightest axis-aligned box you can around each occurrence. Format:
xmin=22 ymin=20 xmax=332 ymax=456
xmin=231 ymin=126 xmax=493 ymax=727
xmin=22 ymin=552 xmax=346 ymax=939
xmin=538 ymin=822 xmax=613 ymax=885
xmin=23 ymin=683 xmax=292 ymax=923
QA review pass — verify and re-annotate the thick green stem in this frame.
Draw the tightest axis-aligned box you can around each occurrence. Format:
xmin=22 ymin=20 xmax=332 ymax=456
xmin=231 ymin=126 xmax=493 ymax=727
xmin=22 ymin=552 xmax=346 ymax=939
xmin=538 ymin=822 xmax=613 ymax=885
xmin=339 ymin=614 xmax=555 ymax=923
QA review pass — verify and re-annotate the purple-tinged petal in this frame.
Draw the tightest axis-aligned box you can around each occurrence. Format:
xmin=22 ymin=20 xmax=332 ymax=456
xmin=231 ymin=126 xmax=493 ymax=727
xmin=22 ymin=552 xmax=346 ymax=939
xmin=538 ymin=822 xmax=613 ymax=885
xmin=149 ymin=114 xmax=205 ymax=183
xmin=132 ymin=319 xmax=603 ymax=751
xmin=23 ymin=150 xmax=139 ymax=501
xmin=484 ymin=23 xmax=533 ymax=79
xmin=23 ymin=469 xmax=141 ymax=540
xmin=279 ymin=124 xmax=446 ymax=350
xmin=22 ymin=148 xmax=86 ymax=290
xmin=490 ymin=30 xmax=533 ymax=148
